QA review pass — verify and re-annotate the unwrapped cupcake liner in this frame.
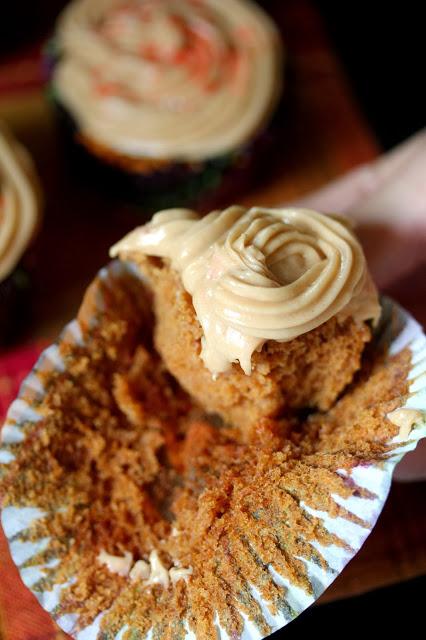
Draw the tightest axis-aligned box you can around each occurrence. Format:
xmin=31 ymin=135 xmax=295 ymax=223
xmin=1 ymin=260 xmax=426 ymax=640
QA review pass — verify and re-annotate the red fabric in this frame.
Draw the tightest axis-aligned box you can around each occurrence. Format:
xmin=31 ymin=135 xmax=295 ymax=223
xmin=0 ymin=44 xmax=45 ymax=97
xmin=0 ymin=344 xmax=44 ymax=422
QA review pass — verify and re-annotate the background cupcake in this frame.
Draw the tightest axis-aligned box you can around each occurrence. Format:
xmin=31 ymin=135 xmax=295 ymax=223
xmin=0 ymin=122 xmax=42 ymax=345
xmin=48 ymin=0 xmax=283 ymax=211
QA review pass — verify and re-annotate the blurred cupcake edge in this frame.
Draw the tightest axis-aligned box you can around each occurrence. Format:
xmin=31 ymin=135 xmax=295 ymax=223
xmin=47 ymin=0 xmax=284 ymax=210
xmin=0 ymin=122 xmax=42 ymax=345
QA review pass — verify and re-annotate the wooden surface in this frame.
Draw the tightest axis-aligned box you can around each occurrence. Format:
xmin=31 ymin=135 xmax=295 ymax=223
xmin=0 ymin=2 xmax=425 ymax=639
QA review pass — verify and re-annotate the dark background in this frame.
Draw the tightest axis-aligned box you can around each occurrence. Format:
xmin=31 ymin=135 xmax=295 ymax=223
xmin=0 ymin=0 xmax=426 ymax=149
xmin=0 ymin=1 xmax=423 ymax=148
xmin=316 ymin=2 xmax=424 ymax=149
xmin=273 ymin=574 xmax=424 ymax=638
xmin=0 ymin=1 xmax=424 ymax=637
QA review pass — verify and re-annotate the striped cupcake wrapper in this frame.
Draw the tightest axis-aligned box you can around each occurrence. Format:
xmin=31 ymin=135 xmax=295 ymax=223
xmin=1 ymin=260 xmax=425 ymax=640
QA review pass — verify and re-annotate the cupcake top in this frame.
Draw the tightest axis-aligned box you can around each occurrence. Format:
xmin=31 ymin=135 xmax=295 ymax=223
xmin=111 ymin=206 xmax=381 ymax=375
xmin=53 ymin=0 xmax=283 ymax=161
xmin=0 ymin=123 xmax=41 ymax=283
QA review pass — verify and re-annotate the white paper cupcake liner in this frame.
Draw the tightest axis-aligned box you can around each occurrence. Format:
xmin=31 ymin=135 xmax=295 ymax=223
xmin=1 ymin=261 xmax=425 ymax=640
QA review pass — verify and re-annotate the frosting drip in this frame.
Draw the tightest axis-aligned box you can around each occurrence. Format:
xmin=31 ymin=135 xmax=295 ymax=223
xmin=387 ymin=408 xmax=422 ymax=439
xmin=111 ymin=206 xmax=381 ymax=375
xmin=0 ymin=123 xmax=40 ymax=283
xmin=54 ymin=0 xmax=283 ymax=160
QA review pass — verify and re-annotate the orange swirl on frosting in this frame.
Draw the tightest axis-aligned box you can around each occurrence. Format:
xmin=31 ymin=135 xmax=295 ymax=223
xmin=54 ymin=0 xmax=283 ymax=160
xmin=111 ymin=206 xmax=381 ymax=376
xmin=0 ymin=123 xmax=41 ymax=283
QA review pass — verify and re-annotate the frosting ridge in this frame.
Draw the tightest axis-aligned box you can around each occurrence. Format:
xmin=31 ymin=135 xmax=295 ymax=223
xmin=54 ymin=0 xmax=283 ymax=161
xmin=111 ymin=206 xmax=381 ymax=375
xmin=0 ymin=123 xmax=41 ymax=283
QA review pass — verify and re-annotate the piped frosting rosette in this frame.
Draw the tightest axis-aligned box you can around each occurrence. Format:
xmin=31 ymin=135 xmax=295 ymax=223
xmin=53 ymin=0 xmax=283 ymax=160
xmin=111 ymin=206 xmax=381 ymax=374
xmin=1 ymin=259 xmax=425 ymax=640
xmin=0 ymin=123 xmax=41 ymax=284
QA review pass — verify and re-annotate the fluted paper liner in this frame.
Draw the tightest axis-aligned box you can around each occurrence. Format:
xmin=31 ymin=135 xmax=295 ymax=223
xmin=1 ymin=261 xmax=426 ymax=640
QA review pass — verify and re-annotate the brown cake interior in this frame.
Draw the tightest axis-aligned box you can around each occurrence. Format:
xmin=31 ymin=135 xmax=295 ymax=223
xmin=1 ymin=267 xmax=411 ymax=640
xmin=131 ymin=254 xmax=372 ymax=431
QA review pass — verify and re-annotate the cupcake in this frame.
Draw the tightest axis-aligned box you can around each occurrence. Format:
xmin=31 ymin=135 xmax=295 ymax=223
xmin=1 ymin=246 xmax=425 ymax=640
xmin=48 ymin=0 xmax=283 ymax=210
xmin=0 ymin=123 xmax=42 ymax=345
xmin=111 ymin=206 xmax=381 ymax=429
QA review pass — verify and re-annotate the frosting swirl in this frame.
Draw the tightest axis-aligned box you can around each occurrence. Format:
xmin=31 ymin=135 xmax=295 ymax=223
xmin=53 ymin=0 xmax=283 ymax=161
xmin=111 ymin=206 xmax=381 ymax=375
xmin=0 ymin=123 xmax=41 ymax=283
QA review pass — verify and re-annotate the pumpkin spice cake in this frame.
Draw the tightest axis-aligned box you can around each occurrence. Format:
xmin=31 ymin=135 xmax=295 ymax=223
xmin=2 ymin=207 xmax=422 ymax=640
xmin=111 ymin=206 xmax=381 ymax=428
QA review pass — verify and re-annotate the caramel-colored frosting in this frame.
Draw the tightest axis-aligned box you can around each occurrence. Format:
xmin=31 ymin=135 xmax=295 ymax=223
xmin=0 ymin=123 xmax=41 ymax=283
xmin=112 ymin=206 xmax=381 ymax=376
xmin=387 ymin=408 xmax=422 ymax=439
xmin=98 ymin=548 xmax=192 ymax=587
xmin=54 ymin=0 xmax=282 ymax=161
